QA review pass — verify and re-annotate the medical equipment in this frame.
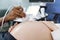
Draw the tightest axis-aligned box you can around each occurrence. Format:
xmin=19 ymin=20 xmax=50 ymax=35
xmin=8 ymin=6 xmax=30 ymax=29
xmin=29 ymin=0 xmax=54 ymax=2
xmin=29 ymin=0 xmax=55 ymax=21
xmin=1 ymin=6 xmax=13 ymax=29
xmin=14 ymin=0 xmax=55 ymax=22
xmin=1 ymin=0 xmax=55 ymax=27
xmin=14 ymin=5 xmax=41 ymax=22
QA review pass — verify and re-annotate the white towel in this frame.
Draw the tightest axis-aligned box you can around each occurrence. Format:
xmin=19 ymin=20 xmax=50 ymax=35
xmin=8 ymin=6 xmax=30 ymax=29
xmin=51 ymin=29 xmax=60 ymax=40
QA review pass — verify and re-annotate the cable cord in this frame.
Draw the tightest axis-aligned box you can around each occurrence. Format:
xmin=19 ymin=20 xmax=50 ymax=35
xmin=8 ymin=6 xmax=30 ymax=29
xmin=0 ymin=6 xmax=13 ymax=29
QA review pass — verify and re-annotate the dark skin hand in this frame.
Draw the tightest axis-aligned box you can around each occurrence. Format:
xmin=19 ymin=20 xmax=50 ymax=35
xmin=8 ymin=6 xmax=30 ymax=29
xmin=5 ymin=6 xmax=26 ymax=21
xmin=0 ymin=6 xmax=26 ymax=25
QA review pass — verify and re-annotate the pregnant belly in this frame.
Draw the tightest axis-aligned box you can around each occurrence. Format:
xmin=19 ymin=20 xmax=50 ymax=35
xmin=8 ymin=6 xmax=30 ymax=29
xmin=10 ymin=21 xmax=52 ymax=40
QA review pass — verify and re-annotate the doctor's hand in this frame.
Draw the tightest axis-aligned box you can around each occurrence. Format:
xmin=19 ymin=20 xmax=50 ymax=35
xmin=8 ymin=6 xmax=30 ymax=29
xmin=4 ymin=6 xmax=26 ymax=22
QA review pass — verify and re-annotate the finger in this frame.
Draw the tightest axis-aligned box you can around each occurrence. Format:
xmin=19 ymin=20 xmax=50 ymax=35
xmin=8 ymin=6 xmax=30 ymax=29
xmin=15 ymin=10 xmax=21 ymax=14
xmin=14 ymin=10 xmax=26 ymax=18
xmin=11 ymin=6 xmax=24 ymax=15
xmin=42 ymin=21 xmax=59 ymax=31
xmin=11 ymin=7 xmax=26 ymax=18
xmin=19 ymin=12 xmax=26 ymax=18
xmin=12 ymin=9 xmax=21 ymax=16
xmin=12 ymin=6 xmax=23 ymax=11
xmin=12 ymin=8 xmax=24 ymax=16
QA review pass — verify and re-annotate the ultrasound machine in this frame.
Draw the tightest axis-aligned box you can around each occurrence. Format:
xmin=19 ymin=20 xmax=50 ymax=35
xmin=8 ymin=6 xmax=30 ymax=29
xmin=28 ymin=0 xmax=55 ymax=21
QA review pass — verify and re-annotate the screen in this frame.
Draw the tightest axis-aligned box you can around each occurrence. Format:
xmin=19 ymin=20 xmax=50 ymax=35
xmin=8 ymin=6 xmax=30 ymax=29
xmin=29 ymin=0 xmax=54 ymax=2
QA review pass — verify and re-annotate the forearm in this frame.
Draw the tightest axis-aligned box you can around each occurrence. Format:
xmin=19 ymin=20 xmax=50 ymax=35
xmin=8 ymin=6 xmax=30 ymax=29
xmin=0 ymin=17 xmax=11 ymax=23
xmin=0 ymin=16 xmax=14 ymax=25
xmin=0 ymin=16 xmax=15 ymax=26
xmin=4 ymin=15 xmax=16 ymax=22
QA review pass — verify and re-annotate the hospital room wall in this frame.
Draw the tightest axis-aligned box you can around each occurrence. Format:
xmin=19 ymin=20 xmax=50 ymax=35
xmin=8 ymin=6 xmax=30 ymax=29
xmin=0 ymin=0 xmax=30 ymax=10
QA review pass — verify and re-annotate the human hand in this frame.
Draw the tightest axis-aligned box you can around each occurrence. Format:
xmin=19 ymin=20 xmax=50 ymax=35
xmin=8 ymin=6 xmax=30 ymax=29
xmin=4 ymin=6 xmax=26 ymax=22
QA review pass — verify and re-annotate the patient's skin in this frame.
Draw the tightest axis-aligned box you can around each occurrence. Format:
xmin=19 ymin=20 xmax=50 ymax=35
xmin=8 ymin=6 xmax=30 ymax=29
xmin=9 ymin=21 xmax=58 ymax=40
xmin=42 ymin=21 xmax=59 ymax=31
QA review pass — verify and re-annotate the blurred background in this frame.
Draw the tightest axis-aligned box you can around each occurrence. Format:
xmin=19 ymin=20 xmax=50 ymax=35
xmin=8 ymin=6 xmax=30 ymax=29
xmin=0 ymin=0 xmax=60 ymax=23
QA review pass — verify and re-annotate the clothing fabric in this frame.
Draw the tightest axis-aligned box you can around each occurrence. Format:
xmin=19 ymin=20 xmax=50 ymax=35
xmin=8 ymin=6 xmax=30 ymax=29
xmin=46 ymin=0 xmax=60 ymax=23
xmin=0 ymin=22 xmax=10 ymax=32
xmin=0 ymin=32 xmax=16 ymax=40
xmin=46 ymin=0 xmax=60 ymax=13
